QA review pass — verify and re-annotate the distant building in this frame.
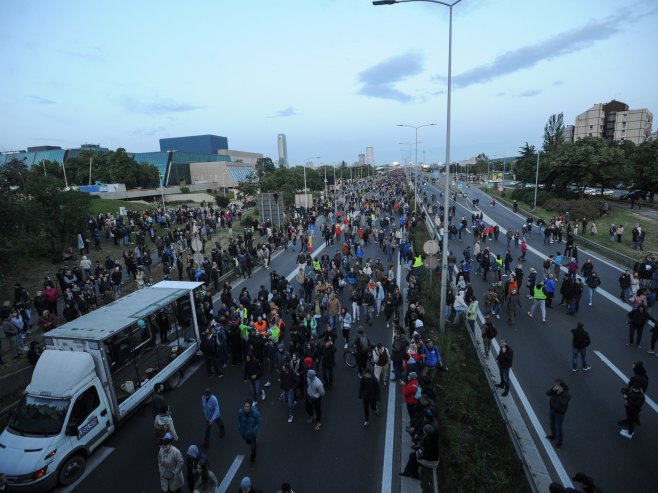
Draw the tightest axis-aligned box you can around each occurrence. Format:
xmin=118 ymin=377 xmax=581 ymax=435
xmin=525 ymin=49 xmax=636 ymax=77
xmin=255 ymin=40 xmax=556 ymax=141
xmin=218 ymin=149 xmax=264 ymax=165
xmin=358 ymin=153 xmax=366 ymax=165
xmin=277 ymin=134 xmax=288 ymax=166
xmin=563 ymin=125 xmax=575 ymax=142
xmin=574 ymin=100 xmax=653 ymax=145
xmin=366 ymin=146 xmax=374 ymax=166
xmin=27 ymin=145 xmax=61 ymax=152
xmin=159 ymin=134 xmax=228 ymax=154
xmin=189 ymin=162 xmax=256 ymax=188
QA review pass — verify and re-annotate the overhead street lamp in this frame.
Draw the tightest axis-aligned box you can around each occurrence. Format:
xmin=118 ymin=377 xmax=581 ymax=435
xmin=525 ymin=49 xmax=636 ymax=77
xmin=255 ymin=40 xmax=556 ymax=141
xmin=374 ymin=0 xmax=463 ymax=333
xmin=398 ymin=123 xmax=437 ymax=212
xmin=303 ymin=156 xmax=320 ymax=209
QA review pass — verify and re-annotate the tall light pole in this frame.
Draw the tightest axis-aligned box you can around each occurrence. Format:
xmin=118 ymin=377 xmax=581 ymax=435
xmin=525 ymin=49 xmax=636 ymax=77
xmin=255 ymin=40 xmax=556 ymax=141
xmin=375 ymin=0 xmax=463 ymax=333
xmin=303 ymin=156 xmax=320 ymax=209
xmin=533 ymin=150 xmax=540 ymax=212
xmin=159 ymin=174 xmax=167 ymax=212
xmin=398 ymin=123 xmax=437 ymax=212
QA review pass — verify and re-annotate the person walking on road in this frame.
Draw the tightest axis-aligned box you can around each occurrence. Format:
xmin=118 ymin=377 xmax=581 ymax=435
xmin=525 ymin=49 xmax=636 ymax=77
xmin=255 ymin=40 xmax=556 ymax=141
xmin=506 ymin=288 xmax=522 ymax=327
xmin=586 ymin=272 xmax=601 ymax=306
xmin=528 ymin=281 xmax=547 ymax=323
xmin=238 ymin=401 xmax=261 ymax=470
xmin=480 ymin=319 xmax=497 ymax=358
xmin=496 ymin=340 xmax=513 ymax=397
xmin=280 ymin=363 xmax=299 ymax=423
xmin=372 ymin=342 xmax=390 ymax=385
xmin=238 ymin=476 xmax=264 ymax=493
xmin=192 ymin=459 xmax=218 ymax=493
xmin=571 ymin=322 xmax=592 ymax=371
xmin=305 ymin=369 xmax=326 ymax=431
xmin=353 ymin=327 xmax=371 ymax=377
xmin=619 ymin=380 xmax=646 ymax=439
xmin=158 ymin=432 xmax=185 ymax=493
xmin=201 ymin=388 xmax=225 ymax=448
xmin=627 ymin=305 xmax=655 ymax=349
xmin=545 ymin=378 xmax=571 ymax=449
xmin=244 ymin=353 xmax=265 ymax=405
xmin=359 ymin=367 xmax=381 ymax=428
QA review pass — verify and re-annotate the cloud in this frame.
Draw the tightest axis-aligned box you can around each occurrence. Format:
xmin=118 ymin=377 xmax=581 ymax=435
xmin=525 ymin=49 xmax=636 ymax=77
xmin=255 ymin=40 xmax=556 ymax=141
xmin=357 ymin=51 xmax=424 ymax=102
xmin=29 ymin=95 xmax=56 ymax=105
xmin=517 ymin=89 xmax=542 ymax=97
xmin=553 ymin=80 xmax=565 ymax=87
xmin=133 ymin=126 xmax=166 ymax=136
xmin=436 ymin=9 xmax=641 ymax=89
xmin=119 ymin=96 xmax=204 ymax=115
xmin=61 ymin=46 xmax=109 ymax=62
xmin=270 ymin=106 xmax=297 ymax=117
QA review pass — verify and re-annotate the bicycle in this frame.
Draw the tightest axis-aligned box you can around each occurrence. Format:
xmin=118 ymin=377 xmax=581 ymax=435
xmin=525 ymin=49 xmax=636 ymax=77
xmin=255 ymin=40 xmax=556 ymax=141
xmin=343 ymin=344 xmax=374 ymax=369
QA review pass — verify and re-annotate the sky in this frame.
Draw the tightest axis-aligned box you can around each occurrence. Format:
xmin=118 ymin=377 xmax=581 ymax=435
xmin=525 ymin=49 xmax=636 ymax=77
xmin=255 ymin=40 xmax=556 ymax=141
xmin=1 ymin=0 xmax=657 ymax=166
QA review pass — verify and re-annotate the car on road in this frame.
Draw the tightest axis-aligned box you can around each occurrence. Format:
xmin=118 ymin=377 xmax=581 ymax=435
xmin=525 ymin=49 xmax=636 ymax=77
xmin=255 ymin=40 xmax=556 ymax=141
xmin=619 ymin=190 xmax=648 ymax=201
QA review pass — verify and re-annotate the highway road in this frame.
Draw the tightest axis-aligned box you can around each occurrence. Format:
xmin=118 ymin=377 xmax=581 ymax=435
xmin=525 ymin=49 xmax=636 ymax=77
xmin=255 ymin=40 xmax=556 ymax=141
xmin=420 ymin=176 xmax=657 ymax=493
xmin=65 ymin=187 xmax=408 ymax=493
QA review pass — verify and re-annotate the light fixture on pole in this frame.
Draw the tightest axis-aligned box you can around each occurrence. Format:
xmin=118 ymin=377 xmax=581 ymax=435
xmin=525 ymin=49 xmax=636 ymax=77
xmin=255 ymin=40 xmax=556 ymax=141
xmin=374 ymin=0 xmax=463 ymax=334
xmin=398 ymin=123 xmax=437 ymax=212
xmin=303 ymin=156 xmax=320 ymax=209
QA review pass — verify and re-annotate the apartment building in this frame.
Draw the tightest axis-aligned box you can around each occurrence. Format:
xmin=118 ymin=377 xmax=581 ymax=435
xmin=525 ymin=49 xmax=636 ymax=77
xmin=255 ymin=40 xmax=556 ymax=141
xmin=574 ymin=100 xmax=653 ymax=145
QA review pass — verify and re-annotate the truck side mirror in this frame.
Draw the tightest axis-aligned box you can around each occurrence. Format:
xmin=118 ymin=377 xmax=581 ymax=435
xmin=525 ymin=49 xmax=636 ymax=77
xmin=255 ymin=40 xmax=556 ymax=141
xmin=65 ymin=424 xmax=78 ymax=436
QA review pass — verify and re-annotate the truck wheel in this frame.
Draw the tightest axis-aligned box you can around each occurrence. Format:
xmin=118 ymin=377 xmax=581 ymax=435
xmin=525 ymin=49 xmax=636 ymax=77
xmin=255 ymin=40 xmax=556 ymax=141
xmin=167 ymin=370 xmax=184 ymax=389
xmin=58 ymin=454 xmax=86 ymax=486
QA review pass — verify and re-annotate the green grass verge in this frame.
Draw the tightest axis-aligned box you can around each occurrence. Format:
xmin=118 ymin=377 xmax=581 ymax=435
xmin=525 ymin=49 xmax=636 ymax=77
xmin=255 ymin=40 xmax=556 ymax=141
xmin=483 ymin=188 xmax=657 ymax=263
xmin=411 ymin=222 xmax=531 ymax=493
xmin=88 ymin=198 xmax=151 ymax=216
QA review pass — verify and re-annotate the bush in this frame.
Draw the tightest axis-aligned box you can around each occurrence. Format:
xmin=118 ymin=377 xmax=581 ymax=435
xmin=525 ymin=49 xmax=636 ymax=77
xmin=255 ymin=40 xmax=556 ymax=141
xmin=509 ymin=188 xmax=552 ymax=207
xmin=215 ymin=195 xmax=230 ymax=207
xmin=241 ymin=216 xmax=256 ymax=228
xmin=179 ymin=186 xmax=190 ymax=194
xmin=543 ymin=198 xmax=602 ymax=221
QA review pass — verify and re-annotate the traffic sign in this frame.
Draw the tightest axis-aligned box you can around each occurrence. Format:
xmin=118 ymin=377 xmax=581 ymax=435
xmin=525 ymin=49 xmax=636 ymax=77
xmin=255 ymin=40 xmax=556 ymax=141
xmin=423 ymin=240 xmax=440 ymax=255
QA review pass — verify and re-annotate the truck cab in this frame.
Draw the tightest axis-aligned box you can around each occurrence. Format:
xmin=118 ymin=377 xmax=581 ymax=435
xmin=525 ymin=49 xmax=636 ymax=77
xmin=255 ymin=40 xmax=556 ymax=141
xmin=0 ymin=351 xmax=113 ymax=491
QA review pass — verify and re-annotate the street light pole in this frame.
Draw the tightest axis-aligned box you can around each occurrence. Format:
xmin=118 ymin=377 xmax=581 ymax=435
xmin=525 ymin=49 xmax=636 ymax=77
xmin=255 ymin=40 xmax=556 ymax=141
xmin=160 ymin=174 xmax=167 ymax=212
xmin=375 ymin=0 xmax=463 ymax=333
xmin=398 ymin=123 xmax=436 ymax=213
xmin=533 ymin=151 xmax=540 ymax=211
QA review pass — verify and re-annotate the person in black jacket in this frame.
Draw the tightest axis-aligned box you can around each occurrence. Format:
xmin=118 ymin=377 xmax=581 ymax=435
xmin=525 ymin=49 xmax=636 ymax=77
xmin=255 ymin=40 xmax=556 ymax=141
xmin=627 ymin=305 xmax=656 ymax=348
xmin=495 ymin=340 xmax=514 ymax=397
xmin=571 ymin=323 xmax=591 ymax=371
xmin=320 ymin=340 xmax=336 ymax=388
xmin=359 ymin=367 xmax=381 ymax=428
xmin=546 ymin=378 xmax=571 ymax=449
xmin=619 ymin=380 xmax=646 ymax=439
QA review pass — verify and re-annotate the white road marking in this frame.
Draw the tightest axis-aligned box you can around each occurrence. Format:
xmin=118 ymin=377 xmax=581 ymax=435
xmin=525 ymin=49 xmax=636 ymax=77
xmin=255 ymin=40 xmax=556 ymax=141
xmin=594 ymin=350 xmax=658 ymax=414
xmin=380 ymin=257 xmax=402 ymax=493
xmin=56 ymin=446 xmax=115 ymax=493
xmin=216 ymin=454 xmax=245 ymax=493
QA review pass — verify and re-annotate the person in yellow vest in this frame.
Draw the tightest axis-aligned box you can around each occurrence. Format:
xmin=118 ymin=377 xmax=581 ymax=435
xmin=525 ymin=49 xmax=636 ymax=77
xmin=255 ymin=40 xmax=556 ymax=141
xmin=528 ymin=280 xmax=547 ymax=323
xmin=313 ymin=259 xmax=322 ymax=272
xmin=412 ymin=254 xmax=423 ymax=275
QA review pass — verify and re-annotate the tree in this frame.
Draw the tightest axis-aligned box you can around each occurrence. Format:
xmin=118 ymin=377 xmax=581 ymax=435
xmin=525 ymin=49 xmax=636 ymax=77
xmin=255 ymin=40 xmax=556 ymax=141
xmin=543 ymin=113 xmax=565 ymax=154
xmin=1 ymin=158 xmax=30 ymax=189
xmin=513 ymin=143 xmax=539 ymax=183
xmin=628 ymin=139 xmax=658 ymax=201
xmin=255 ymin=157 xmax=276 ymax=179
xmin=474 ymin=153 xmax=489 ymax=174
xmin=236 ymin=171 xmax=260 ymax=198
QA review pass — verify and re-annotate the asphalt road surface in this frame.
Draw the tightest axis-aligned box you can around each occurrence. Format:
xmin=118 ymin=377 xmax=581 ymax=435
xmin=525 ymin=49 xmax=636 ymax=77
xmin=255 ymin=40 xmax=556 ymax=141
xmin=421 ymin=176 xmax=657 ymax=493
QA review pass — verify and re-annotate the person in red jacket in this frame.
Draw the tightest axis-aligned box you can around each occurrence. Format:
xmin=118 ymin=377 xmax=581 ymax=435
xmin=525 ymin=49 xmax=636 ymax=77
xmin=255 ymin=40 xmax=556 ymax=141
xmin=401 ymin=372 xmax=420 ymax=419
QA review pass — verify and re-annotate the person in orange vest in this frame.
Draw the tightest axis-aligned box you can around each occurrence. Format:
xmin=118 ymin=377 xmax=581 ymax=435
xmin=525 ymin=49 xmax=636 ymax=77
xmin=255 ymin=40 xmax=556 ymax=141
xmin=253 ymin=316 xmax=267 ymax=334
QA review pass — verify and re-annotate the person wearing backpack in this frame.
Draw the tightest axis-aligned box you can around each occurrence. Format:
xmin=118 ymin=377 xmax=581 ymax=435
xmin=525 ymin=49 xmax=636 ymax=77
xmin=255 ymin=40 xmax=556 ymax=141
xmin=353 ymin=327 xmax=371 ymax=377
xmin=481 ymin=320 xmax=497 ymax=358
xmin=421 ymin=339 xmax=443 ymax=381
xmin=154 ymin=403 xmax=178 ymax=442
xmin=571 ymin=322 xmax=592 ymax=371
xmin=372 ymin=343 xmax=390 ymax=385
xmin=401 ymin=372 xmax=420 ymax=419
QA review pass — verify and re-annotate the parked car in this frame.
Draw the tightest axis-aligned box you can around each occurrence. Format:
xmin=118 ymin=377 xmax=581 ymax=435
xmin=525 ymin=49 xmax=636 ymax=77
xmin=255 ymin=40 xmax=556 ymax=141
xmin=585 ymin=188 xmax=614 ymax=196
xmin=619 ymin=190 xmax=648 ymax=201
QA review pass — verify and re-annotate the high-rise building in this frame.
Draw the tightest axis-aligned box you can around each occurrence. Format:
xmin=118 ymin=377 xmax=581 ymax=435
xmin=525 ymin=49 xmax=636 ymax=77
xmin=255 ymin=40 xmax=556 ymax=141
xmin=277 ymin=134 xmax=288 ymax=166
xmin=366 ymin=146 xmax=374 ymax=166
xmin=574 ymin=100 xmax=653 ymax=145
xmin=563 ymin=125 xmax=575 ymax=143
xmin=358 ymin=153 xmax=366 ymax=165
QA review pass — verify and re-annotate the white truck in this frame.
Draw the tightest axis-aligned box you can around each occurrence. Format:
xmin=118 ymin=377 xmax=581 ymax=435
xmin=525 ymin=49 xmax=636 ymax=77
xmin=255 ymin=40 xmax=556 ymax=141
xmin=0 ymin=281 xmax=204 ymax=491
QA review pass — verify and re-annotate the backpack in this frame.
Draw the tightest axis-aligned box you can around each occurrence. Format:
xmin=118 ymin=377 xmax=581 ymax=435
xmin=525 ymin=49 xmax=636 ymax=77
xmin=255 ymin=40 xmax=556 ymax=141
xmin=154 ymin=418 xmax=169 ymax=439
xmin=358 ymin=335 xmax=369 ymax=353
xmin=543 ymin=259 xmax=551 ymax=269
xmin=414 ymin=384 xmax=422 ymax=400
xmin=377 ymin=348 xmax=389 ymax=367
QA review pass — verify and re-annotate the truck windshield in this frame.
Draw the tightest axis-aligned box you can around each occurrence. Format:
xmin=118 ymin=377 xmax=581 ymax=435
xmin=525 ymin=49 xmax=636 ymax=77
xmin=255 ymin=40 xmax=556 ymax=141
xmin=9 ymin=395 xmax=70 ymax=436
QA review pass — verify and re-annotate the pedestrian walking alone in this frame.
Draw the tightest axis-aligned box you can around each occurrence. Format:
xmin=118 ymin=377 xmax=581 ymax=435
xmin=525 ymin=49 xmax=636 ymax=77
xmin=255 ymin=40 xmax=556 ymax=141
xmin=305 ymin=369 xmax=326 ymax=431
xmin=627 ymin=305 xmax=655 ymax=349
xmin=237 ymin=401 xmax=261 ymax=470
xmin=545 ymin=378 xmax=571 ymax=449
xmin=586 ymin=272 xmax=601 ymax=306
xmin=201 ymin=388 xmax=225 ymax=448
xmin=571 ymin=323 xmax=592 ymax=371
xmin=496 ymin=340 xmax=513 ymax=397
xmin=528 ymin=281 xmax=547 ymax=323
xmin=359 ymin=367 xmax=381 ymax=428
xmin=619 ymin=380 xmax=645 ymax=439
